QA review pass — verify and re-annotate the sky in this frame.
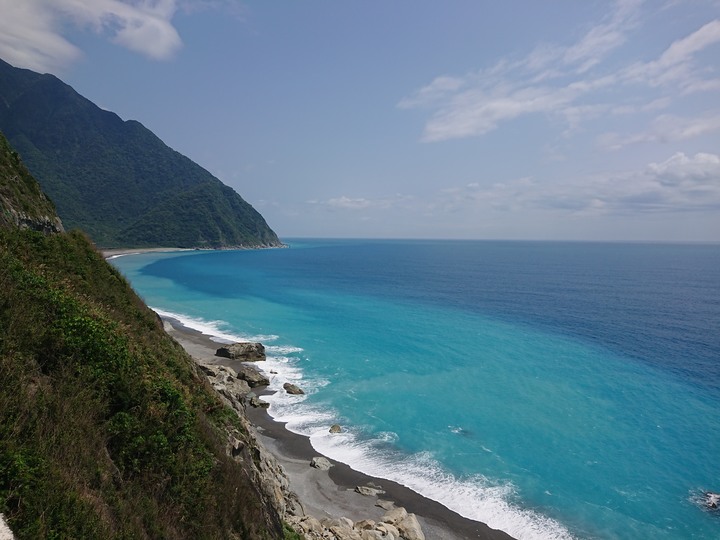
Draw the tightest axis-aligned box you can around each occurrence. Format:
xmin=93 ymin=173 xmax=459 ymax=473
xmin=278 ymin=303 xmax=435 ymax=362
xmin=0 ymin=0 xmax=719 ymax=242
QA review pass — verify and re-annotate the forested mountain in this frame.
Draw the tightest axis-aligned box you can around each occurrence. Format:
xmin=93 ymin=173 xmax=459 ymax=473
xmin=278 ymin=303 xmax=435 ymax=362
xmin=0 ymin=58 xmax=281 ymax=248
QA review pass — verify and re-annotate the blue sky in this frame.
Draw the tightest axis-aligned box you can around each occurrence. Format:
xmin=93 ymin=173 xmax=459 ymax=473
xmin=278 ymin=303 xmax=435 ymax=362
xmin=1 ymin=0 xmax=719 ymax=241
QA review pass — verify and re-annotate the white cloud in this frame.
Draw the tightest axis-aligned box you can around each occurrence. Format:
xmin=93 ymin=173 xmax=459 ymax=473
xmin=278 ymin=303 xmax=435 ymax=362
xmin=400 ymin=2 xmax=720 ymax=143
xmin=0 ymin=0 xmax=185 ymax=72
xmin=0 ymin=0 xmax=81 ymax=72
xmin=326 ymin=196 xmax=382 ymax=210
xmin=308 ymin=194 xmax=413 ymax=211
xmin=598 ymin=112 xmax=720 ymax=149
xmin=647 ymin=152 xmax=720 ymax=185
xmin=620 ymin=19 xmax=720 ymax=91
xmin=436 ymin=152 xmax=720 ymax=216
xmin=561 ymin=0 xmax=643 ymax=73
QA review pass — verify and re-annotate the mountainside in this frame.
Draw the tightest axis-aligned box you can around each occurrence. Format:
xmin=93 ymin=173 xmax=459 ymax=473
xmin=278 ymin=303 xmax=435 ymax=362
xmin=0 ymin=132 xmax=63 ymax=234
xmin=0 ymin=133 xmax=291 ymax=538
xmin=0 ymin=58 xmax=282 ymax=248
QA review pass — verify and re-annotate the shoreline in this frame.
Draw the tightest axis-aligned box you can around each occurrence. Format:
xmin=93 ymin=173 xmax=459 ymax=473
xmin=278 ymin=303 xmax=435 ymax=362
xmin=101 ymin=243 xmax=287 ymax=260
xmin=162 ymin=315 xmax=514 ymax=540
xmin=101 ymin=247 xmax=194 ymax=259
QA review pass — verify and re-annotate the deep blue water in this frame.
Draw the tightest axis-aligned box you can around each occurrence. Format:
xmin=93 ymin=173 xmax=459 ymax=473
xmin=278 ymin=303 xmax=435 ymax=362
xmin=112 ymin=239 xmax=720 ymax=539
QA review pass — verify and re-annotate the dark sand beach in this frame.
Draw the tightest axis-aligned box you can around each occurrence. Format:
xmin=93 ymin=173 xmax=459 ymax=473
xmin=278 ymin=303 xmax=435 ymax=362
xmin=162 ymin=315 xmax=515 ymax=540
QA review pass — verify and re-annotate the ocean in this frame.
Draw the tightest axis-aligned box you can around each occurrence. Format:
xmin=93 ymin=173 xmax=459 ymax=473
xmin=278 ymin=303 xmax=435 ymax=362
xmin=111 ymin=239 xmax=720 ymax=539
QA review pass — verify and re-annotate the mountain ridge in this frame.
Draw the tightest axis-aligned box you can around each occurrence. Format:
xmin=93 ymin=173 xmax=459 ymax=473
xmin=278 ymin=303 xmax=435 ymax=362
xmin=0 ymin=58 xmax=282 ymax=249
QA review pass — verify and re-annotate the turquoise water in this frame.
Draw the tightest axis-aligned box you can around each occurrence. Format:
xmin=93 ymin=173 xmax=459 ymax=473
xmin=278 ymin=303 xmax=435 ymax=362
xmin=111 ymin=240 xmax=720 ymax=539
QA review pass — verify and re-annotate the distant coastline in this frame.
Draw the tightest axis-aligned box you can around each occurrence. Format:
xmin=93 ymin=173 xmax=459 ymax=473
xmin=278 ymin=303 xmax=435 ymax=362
xmin=102 ymin=243 xmax=288 ymax=260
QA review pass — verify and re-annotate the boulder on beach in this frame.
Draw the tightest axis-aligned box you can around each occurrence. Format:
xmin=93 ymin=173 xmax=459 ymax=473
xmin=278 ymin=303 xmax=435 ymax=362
xmin=310 ymin=456 xmax=332 ymax=470
xmin=235 ymin=365 xmax=270 ymax=387
xmin=215 ymin=342 xmax=266 ymax=362
xmin=355 ymin=485 xmax=384 ymax=497
xmin=329 ymin=424 xmax=342 ymax=433
xmin=249 ymin=395 xmax=270 ymax=409
xmin=283 ymin=382 xmax=304 ymax=395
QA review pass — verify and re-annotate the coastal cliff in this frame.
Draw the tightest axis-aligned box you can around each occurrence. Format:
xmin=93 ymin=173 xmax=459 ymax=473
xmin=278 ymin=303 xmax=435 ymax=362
xmin=0 ymin=133 xmax=63 ymax=234
xmin=0 ymin=133 xmax=286 ymax=538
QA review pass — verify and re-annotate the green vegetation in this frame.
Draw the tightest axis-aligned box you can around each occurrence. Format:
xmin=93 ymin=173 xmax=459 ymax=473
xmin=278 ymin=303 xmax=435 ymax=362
xmin=0 ymin=58 xmax=282 ymax=248
xmin=0 ymin=132 xmax=61 ymax=231
xmin=0 ymin=135 xmax=285 ymax=538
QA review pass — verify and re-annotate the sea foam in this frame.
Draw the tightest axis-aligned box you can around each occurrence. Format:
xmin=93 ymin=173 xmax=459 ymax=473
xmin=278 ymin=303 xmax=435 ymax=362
xmin=247 ymin=337 xmax=577 ymax=540
xmin=152 ymin=307 xmax=279 ymax=344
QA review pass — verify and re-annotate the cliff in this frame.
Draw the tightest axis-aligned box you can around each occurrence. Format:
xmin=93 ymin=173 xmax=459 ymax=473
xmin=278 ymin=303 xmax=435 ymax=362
xmin=0 ymin=135 xmax=290 ymax=538
xmin=0 ymin=132 xmax=63 ymax=233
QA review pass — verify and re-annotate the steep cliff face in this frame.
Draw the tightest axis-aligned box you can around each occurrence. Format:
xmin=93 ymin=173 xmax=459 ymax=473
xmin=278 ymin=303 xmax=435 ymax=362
xmin=0 ymin=132 xmax=63 ymax=233
xmin=0 ymin=135 xmax=287 ymax=539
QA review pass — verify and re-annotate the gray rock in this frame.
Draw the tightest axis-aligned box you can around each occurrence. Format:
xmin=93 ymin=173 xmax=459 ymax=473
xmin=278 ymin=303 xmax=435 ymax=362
xmin=310 ymin=456 xmax=332 ymax=470
xmin=321 ymin=517 xmax=354 ymax=530
xmin=355 ymin=485 xmax=384 ymax=497
xmin=330 ymin=423 xmax=342 ymax=433
xmin=397 ymin=513 xmax=425 ymax=540
xmin=235 ymin=365 xmax=269 ymax=387
xmin=354 ymin=519 xmax=376 ymax=530
xmin=215 ymin=342 xmax=266 ymax=362
xmin=329 ymin=525 xmax=362 ymax=540
xmin=197 ymin=363 xmax=218 ymax=377
xmin=377 ymin=522 xmax=400 ymax=539
xmin=283 ymin=382 xmax=305 ymax=395
xmin=249 ymin=396 xmax=270 ymax=408
xmin=382 ymin=507 xmax=408 ymax=524
xmin=375 ymin=499 xmax=395 ymax=511
xmin=293 ymin=515 xmax=323 ymax=535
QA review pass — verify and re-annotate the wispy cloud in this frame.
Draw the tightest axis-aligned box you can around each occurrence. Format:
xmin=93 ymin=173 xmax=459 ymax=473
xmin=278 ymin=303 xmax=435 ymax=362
xmin=619 ymin=19 xmax=720 ymax=92
xmin=399 ymin=1 xmax=720 ymax=143
xmin=598 ymin=112 xmax=720 ymax=149
xmin=0 ymin=0 xmax=242 ymax=73
xmin=310 ymin=149 xmax=720 ymax=219
xmin=436 ymin=152 xmax=720 ymax=216
xmin=308 ymin=194 xmax=413 ymax=211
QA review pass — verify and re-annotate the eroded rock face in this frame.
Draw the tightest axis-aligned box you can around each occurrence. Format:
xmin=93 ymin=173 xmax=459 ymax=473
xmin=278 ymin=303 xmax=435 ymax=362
xmin=216 ymin=342 xmax=266 ymax=362
xmin=192 ymin=361 xmax=292 ymax=530
xmin=193 ymin=353 xmax=427 ymax=540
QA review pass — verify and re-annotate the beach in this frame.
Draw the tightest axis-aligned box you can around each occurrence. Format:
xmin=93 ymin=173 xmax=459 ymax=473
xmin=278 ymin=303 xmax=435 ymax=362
xmin=162 ymin=314 xmax=514 ymax=540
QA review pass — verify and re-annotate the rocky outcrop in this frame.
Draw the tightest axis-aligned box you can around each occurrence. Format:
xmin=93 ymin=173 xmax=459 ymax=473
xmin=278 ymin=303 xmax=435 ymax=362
xmin=0 ymin=514 xmax=14 ymax=540
xmin=216 ymin=342 xmax=266 ymax=361
xmin=310 ymin=456 xmax=333 ymax=471
xmin=283 ymin=382 xmax=304 ymax=395
xmin=194 ymin=359 xmax=301 ymax=520
xmin=355 ymin=485 xmax=384 ymax=497
xmin=236 ymin=364 xmax=270 ymax=387
xmin=193 ymin=355 xmax=427 ymax=540
xmin=0 ymin=201 xmax=64 ymax=233
xmin=330 ymin=424 xmax=342 ymax=433
xmin=0 ymin=133 xmax=64 ymax=235
xmin=286 ymin=503 xmax=426 ymax=540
